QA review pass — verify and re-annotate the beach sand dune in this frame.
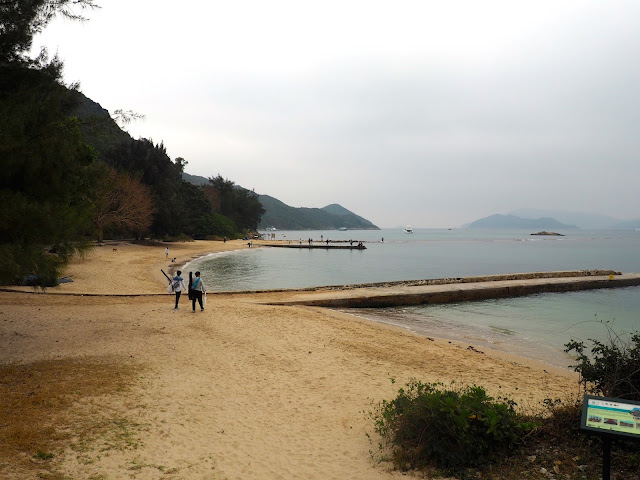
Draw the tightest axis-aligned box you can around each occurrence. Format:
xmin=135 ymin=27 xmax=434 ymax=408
xmin=0 ymin=240 xmax=576 ymax=479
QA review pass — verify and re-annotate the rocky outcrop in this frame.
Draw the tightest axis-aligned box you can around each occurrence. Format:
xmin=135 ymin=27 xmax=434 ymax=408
xmin=531 ymin=231 xmax=564 ymax=236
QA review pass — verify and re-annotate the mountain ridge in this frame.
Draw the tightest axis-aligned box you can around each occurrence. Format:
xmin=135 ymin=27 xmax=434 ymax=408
xmin=465 ymin=214 xmax=578 ymax=230
xmin=466 ymin=211 xmax=640 ymax=230
xmin=508 ymin=208 xmax=639 ymax=230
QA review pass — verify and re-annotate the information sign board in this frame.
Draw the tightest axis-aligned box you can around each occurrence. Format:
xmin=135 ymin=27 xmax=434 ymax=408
xmin=581 ymin=395 xmax=640 ymax=439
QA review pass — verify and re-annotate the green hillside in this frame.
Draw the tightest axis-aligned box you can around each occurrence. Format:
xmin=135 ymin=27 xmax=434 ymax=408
xmin=181 ymin=174 xmax=379 ymax=230
xmin=258 ymin=196 xmax=379 ymax=230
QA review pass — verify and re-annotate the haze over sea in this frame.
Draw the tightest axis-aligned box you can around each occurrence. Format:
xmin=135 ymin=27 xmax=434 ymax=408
xmin=187 ymin=228 xmax=640 ymax=368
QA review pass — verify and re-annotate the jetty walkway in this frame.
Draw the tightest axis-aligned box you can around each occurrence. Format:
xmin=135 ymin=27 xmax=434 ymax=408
xmin=260 ymin=243 xmax=366 ymax=250
xmin=260 ymin=270 xmax=640 ymax=308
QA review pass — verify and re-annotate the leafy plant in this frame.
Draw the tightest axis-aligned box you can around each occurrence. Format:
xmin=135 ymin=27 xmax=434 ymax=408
xmin=565 ymin=329 xmax=640 ymax=400
xmin=370 ymin=380 xmax=534 ymax=472
xmin=33 ymin=450 xmax=54 ymax=461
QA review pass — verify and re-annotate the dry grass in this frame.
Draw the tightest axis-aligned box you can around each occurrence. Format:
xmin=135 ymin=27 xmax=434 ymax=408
xmin=0 ymin=357 xmax=140 ymax=479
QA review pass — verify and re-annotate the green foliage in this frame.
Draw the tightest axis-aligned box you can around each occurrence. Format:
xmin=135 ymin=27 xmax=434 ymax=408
xmin=100 ymin=140 xmax=249 ymax=239
xmin=565 ymin=329 xmax=640 ymax=400
xmin=197 ymin=213 xmax=237 ymax=239
xmin=1 ymin=0 xmax=261 ymax=280
xmin=33 ymin=450 xmax=54 ymax=461
xmin=0 ymin=62 xmax=96 ymax=286
xmin=0 ymin=0 xmax=98 ymax=63
xmin=371 ymin=380 xmax=533 ymax=472
xmin=162 ymin=234 xmax=194 ymax=243
xmin=174 ymin=181 xmax=213 ymax=238
xmin=101 ymin=138 xmax=186 ymax=236
xmin=207 ymin=175 xmax=265 ymax=232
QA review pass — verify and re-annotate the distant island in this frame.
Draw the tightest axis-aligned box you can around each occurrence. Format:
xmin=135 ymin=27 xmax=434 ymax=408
xmin=465 ymin=214 xmax=578 ymax=230
xmin=508 ymin=208 xmax=640 ymax=230
xmin=183 ymin=173 xmax=379 ymax=231
xmin=531 ymin=231 xmax=564 ymax=236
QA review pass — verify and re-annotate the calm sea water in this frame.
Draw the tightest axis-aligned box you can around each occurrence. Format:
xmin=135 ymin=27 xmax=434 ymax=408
xmin=186 ymin=228 xmax=640 ymax=368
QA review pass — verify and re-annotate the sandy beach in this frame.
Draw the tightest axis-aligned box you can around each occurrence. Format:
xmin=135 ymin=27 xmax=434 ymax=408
xmin=0 ymin=240 xmax=579 ymax=479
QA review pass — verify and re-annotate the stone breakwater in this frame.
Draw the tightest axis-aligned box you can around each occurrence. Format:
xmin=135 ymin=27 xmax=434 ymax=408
xmin=264 ymin=270 xmax=640 ymax=308
xmin=315 ymin=269 xmax=622 ymax=291
xmin=218 ymin=269 xmax=623 ymax=295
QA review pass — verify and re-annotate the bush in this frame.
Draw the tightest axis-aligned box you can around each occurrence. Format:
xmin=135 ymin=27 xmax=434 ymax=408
xmin=162 ymin=234 xmax=194 ymax=243
xmin=565 ymin=330 xmax=640 ymax=400
xmin=371 ymin=380 xmax=534 ymax=471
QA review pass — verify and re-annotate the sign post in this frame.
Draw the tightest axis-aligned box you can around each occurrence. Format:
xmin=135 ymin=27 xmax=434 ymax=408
xmin=581 ymin=394 xmax=640 ymax=480
xmin=602 ymin=436 xmax=611 ymax=480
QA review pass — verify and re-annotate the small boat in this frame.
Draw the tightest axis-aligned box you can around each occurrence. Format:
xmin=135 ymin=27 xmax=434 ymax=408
xmin=403 ymin=225 xmax=413 ymax=233
xmin=338 ymin=227 xmax=347 ymax=231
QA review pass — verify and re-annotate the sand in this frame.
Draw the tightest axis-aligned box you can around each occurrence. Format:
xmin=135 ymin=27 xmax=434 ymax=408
xmin=0 ymin=240 xmax=578 ymax=479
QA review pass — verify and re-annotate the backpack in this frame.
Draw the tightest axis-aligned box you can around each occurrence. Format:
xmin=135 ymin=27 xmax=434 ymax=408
xmin=172 ymin=279 xmax=180 ymax=290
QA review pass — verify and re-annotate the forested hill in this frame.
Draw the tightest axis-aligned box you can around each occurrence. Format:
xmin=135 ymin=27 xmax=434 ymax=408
xmin=71 ymin=90 xmax=132 ymax=151
xmin=68 ymin=92 xmax=263 ymax=239
xmin=257 ymin=196 xmax=379 ymax=230
xmin=182 ymin=174 xmax=379 ymax=230
xmin=2 ymin=1 xmax=266 ymax=286
xmin=73 ymin=95 xmax=378 ymax=231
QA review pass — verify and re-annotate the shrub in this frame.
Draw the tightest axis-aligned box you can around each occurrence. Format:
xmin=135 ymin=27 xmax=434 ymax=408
xmin=371 ymin=380 xmax=534 ymax=471
xmin=162 ymin=234 xmax=194 ymax=242
xmin=565 ymin=330 xmax=640 ymax=400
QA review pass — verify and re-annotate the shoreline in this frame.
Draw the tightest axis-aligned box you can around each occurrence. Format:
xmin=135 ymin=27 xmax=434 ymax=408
xmin=2 ymin=239 xmax=592 ymax=372
xmin=342 ymin=307 xmax=575 ymax=372
xmin=0 ymin=239 xmax=579 ymax=479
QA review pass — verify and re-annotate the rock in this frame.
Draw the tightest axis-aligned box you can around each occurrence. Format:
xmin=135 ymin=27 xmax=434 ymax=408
xmin=531 ymin=231 xmax=565 ymax=236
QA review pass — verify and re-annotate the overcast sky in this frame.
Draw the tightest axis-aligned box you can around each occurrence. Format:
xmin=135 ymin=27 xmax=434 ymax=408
xmin=33 ymin=1 xmax=640 ymax=228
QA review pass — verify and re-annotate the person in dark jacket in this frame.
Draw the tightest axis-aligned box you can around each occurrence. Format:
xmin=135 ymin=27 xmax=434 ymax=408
xmin=190 ymin=271 xmax=206 ymax=312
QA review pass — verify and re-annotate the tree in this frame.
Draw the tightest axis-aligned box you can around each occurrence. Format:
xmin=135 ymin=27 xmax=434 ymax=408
xmin=565 ymin=330 xmax=640 ymax=401
xmin=0 ymin=64 xmax=96 ymax=285
xmin=207 ymin=175 xmax=265 ymax=232
xmin=233 ymin=187 xmax=265 ymax=231
xmin=101 ymin=139 xmax=189 ymax=237
xmin=0 ymin=1 xmax=98 ymax=286
xmin=1 ymin=0 xmax=98 ymax=63
xmin=91 ymin=164 xmax=155 ymax=242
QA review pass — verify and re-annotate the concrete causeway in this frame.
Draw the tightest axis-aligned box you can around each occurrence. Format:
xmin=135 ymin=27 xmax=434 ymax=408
xmin=263 ymin=270 xmax=640 ymax=308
